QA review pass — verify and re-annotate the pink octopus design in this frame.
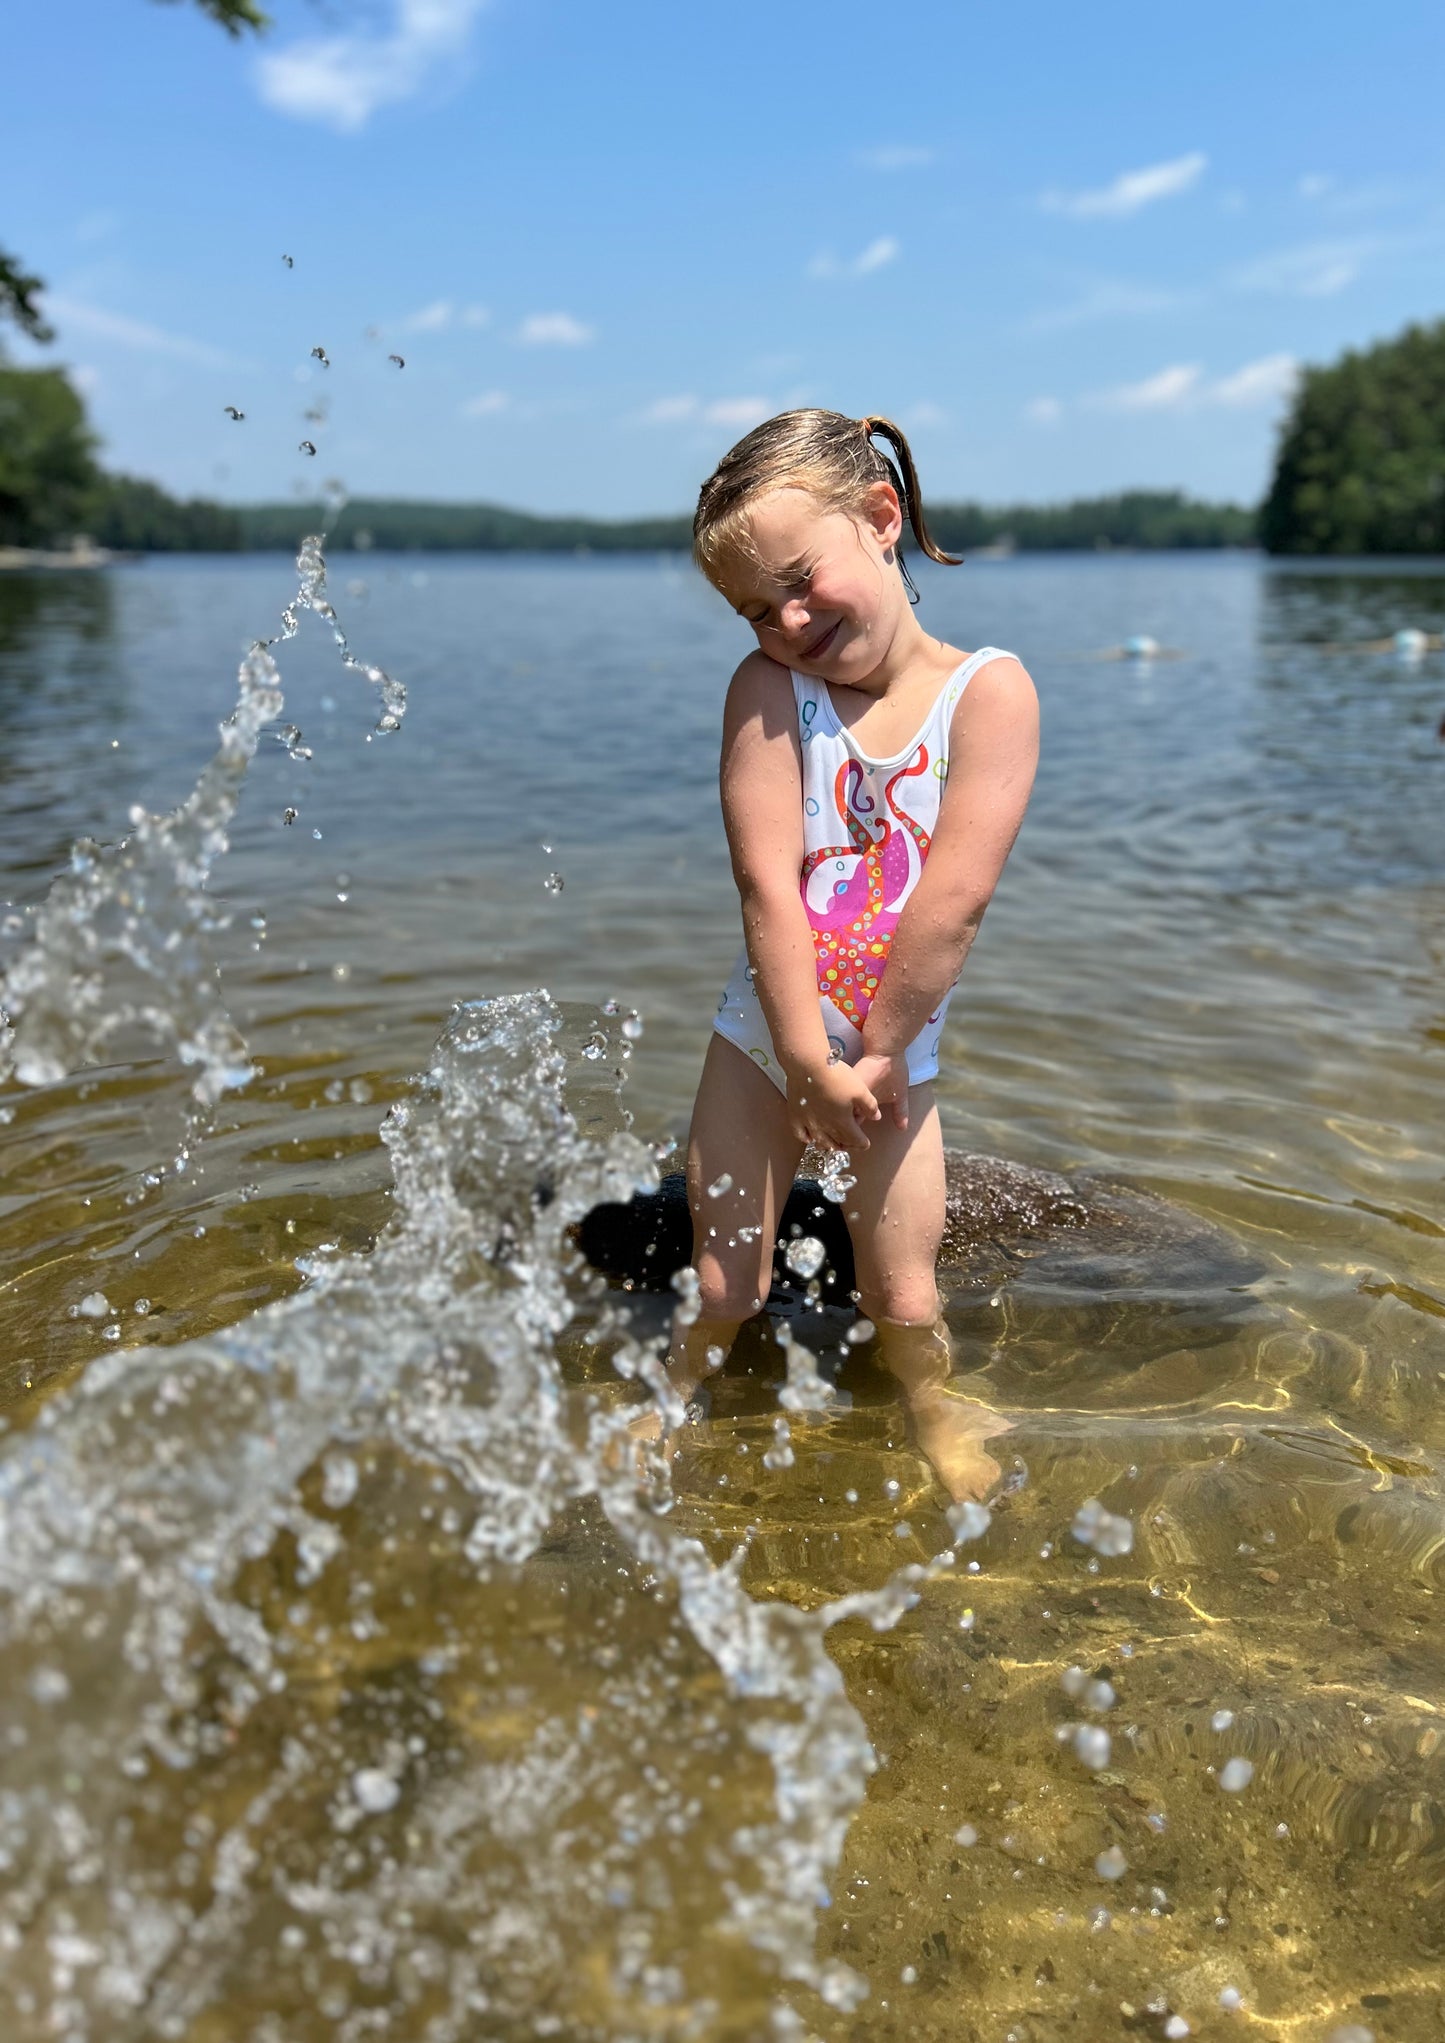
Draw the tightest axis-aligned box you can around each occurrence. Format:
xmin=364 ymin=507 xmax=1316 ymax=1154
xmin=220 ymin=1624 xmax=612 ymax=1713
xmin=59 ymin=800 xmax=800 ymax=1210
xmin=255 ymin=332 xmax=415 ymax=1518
xmin=800 ymin=749 xmax=931 ymax=1029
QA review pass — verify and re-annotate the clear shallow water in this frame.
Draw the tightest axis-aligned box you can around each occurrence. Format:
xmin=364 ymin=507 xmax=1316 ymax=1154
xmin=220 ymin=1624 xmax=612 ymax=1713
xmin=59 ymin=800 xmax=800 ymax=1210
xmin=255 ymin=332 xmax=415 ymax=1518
xmin=0 ymin=550 xmax=1442 ymax=2040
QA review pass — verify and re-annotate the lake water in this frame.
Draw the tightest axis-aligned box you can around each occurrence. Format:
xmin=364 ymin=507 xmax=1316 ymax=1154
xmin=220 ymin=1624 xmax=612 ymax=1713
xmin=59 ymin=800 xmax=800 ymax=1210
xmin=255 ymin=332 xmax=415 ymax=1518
xmin=0 ymin=549 xmax=1442 ymax=2040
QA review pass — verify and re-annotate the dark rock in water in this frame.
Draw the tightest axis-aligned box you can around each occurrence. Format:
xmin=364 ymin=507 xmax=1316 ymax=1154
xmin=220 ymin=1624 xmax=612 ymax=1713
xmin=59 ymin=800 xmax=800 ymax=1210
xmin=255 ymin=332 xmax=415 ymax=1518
xmin=573 ymin=1148 xmax=1261 ymax=1311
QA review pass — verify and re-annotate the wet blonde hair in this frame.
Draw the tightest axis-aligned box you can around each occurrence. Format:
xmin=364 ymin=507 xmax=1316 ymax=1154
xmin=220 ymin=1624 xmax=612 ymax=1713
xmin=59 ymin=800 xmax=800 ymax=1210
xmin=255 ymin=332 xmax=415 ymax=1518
xmin=692 ymin=408 xmax=961 ymax=593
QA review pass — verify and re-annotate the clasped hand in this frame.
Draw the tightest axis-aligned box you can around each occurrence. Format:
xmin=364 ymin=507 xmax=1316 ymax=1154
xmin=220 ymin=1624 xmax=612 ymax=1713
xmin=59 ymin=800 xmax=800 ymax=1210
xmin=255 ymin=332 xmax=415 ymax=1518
xmin=785 ymin=1049 xmax=910 ymax=1153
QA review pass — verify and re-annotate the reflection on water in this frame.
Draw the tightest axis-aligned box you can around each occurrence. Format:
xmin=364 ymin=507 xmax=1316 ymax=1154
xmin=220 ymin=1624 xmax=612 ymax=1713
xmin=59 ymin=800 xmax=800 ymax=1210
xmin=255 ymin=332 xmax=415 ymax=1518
xmin=0 ymin=553 xmax=1442 ymax=2039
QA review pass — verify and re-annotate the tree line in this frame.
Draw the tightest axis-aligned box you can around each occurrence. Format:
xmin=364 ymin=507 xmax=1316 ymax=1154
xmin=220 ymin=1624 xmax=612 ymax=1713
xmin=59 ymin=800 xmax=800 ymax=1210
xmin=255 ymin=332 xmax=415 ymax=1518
xmin=4 ymin=322 xmax=1442 ymax=560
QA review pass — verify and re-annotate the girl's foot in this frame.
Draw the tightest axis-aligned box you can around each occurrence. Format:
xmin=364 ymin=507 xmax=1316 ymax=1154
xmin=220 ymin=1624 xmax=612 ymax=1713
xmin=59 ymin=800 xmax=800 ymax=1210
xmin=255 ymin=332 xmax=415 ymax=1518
xmin=909 ymin=1391 xmax=1014 ymax=1503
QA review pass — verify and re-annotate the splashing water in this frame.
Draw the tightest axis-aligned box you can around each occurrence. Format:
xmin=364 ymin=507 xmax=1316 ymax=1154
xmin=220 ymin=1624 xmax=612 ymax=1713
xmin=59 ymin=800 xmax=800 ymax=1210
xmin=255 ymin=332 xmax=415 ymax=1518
xmin=0 ymin=990 xmax=936 ymax=2036
xmin=0 ymin=530 xmax=404 ymax=1114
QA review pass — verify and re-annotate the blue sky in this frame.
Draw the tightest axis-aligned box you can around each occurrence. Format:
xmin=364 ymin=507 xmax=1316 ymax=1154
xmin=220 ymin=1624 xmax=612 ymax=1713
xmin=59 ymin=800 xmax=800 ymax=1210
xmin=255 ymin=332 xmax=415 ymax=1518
xmin=6 ymin=0 xmax=1444 ymax=515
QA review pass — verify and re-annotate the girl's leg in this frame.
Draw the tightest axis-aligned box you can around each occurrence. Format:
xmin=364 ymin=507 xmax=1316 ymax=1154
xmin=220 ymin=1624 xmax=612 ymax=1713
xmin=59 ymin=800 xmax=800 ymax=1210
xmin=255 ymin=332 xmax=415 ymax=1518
xmin=845 ymin=1085 xmax=1011 ymax=1501
xmin=666 ymin=1032 xmax=806 ymax=1402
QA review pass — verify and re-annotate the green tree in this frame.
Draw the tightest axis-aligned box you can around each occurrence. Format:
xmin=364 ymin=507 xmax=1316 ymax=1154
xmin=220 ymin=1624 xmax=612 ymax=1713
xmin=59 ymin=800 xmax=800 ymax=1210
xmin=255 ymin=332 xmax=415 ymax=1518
xmin=150 ymin=0 xmax=270 ymax=34
xmin=0 ymin=247 xmax=52 ymax=343
xmin=0 ymin=366 xmax=100 ymax=546
xmin=1261 ymin=320 xmax=1445 ymax=555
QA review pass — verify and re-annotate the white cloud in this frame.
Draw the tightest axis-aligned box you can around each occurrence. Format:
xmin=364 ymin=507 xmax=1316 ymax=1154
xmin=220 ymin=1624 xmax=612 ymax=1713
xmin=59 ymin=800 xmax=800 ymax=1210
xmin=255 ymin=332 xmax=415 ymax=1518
xmin=516 ymin=312 xmax=594 ymax=346
xmin=808 ymin=235 xmax=900 ymax=280
xmin=1297 ymin=173 xmax=1333 ymax=201
xmin=640 ymin=395 xmax=699 ymax=423
xmin=636 ymin=394 xmax=771 ymax=428
xmin=403 ymin=298 xmax=454 ymax=332
xmin=461 ymin=389 xmax=508 ymax=417
xmin=1095 ymin=363 xmax=1203 ymax=411
xmin=256 ymin=0 xmax=488 ymax=134
xmin=703 ymin=397 xmax=770 ymax=427
xmin=1042 ymin=151 xmax=1207 ymax=220
xmin=73 ymin=211 xmax=120 ymax=244
xmin=1210 ymin=352 xmax=1300 ymax=406
xmin=855 ymin=145 xmax=935 ymax=172
xmin=1024 ymin=277 xmax=1187 ymax=332
xmin=1091 ymin=353 xmax=1300 ymax=413
xmin=1024 ymin=395 xmax=1062 ymax=426
xmin=43 ymin=294 xmax=252 ymax=371
xmin=1231 ymin=240 xmax=1361 ymax=296
xmin=398 ymin=298 xmax=490 ymax=333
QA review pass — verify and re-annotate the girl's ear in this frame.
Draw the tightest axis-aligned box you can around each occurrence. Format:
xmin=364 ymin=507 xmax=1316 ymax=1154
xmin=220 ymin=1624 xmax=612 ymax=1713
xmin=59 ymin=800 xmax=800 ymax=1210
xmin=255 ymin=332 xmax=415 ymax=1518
xmin=861 ymin=478 xmax=904 ymax=550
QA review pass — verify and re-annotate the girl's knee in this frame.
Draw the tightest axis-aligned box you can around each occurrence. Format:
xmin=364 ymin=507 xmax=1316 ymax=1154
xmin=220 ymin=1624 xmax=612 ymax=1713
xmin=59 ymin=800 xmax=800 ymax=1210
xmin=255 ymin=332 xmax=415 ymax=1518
xmin=694 ymin=1247 xmax=769 ymax=1323
xmin=858 ymin=1277 xmax=942 ymax=1328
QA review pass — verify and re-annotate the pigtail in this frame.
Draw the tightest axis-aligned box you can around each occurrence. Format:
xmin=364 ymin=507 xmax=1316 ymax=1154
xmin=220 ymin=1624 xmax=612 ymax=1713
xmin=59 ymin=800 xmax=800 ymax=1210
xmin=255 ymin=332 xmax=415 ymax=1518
xmin=859 ymin=415 xmax=962 ymax=567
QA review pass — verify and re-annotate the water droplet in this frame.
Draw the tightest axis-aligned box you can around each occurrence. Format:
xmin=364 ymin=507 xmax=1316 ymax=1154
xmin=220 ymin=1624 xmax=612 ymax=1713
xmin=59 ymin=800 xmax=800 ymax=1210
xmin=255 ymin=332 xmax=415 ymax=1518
xmin=1219 ymin=1987 xmax=1243 ymax=2011
xmin=707 ymin=1173 xmax=733 ymax=1198
xmin=543 ymin=872 xmax=564 ymax=895
xmin=763 ymin=1417 xmax=794 ymax=1470
xmin=223 ymin=405 xmax=245 ymax=420
xmin=953 ymin=1822 xmax=978 ymax=1847
xmin=321 ymin=1452 xmax=359 ymax=1509
xmin=76 ymin=1292 xmax=110 ymax=1319
xmin=388 ymin=353 xmax=405 ymax=368
xmin=283 ymin=807 xmax=298 ymax=825
xmin=299 ymin=440 xmax=317 ymax=456
xmin=671 ymin=1265 xmax=702 ymax=1327
xmin=350 ymin=1767 xmax=400 ymax=1814
xmin=1071 ymin=1724 xmax=1111 ymax=1770
xmin=102 ymin=1324 xmax=121 ymax=1343
xmin=1211 ymin=1708 xmax=1235 ymax=1732
xmin=311 ymin=828 xmax=323 ymax=840
xmin=581 ymin=1032 xmax=606 ymax=1061
xmin=134 ymin=1298 xmax=152 ymax=1316
xmin=1164 ymin=2020 xmax=1191 ymax=2041
xmin=1071 ymin=1496 xmax=1134 ymax=1557
xmin=281 ymin=252 xmax=294 ymax=267
xmin=1085 ymin=1678 xmax=1117 ymax=1713
xmin=310 ymin=346 xmax=330 ymax=367
xmin=947 ymin=1499 xmax=992 ymax=1544
xmin=620 ymin=1011 xmax=643 ymax=1042
xmin=784 ymin=1235 xmax=826 ymax=1280
xmin=1094 ymin=1845 xmax=1128 ymax=1881
xmin=845 ymin=1318 xmax=875 ymax=1345
xmin=1218 ymin=1757 xmax=1254 ymax=1793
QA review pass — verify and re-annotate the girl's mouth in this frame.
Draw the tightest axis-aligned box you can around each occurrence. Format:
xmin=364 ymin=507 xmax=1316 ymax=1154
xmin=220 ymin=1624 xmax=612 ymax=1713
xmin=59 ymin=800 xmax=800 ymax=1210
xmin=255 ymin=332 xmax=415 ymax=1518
xmin=804 ymin=620 xmax=841 ymax=659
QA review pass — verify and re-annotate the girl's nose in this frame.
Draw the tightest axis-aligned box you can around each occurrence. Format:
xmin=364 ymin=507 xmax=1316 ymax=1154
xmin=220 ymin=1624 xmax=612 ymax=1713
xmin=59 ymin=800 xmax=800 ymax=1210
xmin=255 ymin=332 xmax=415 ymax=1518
xmin=780 ymin=598 xmax=810 ymax=636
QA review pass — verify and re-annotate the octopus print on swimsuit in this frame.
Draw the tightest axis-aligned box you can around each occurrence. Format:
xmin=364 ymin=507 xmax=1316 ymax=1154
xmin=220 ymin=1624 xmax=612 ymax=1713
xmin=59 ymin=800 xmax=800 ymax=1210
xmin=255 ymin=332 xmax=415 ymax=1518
xmin=801 ymin=750 xmax=932 ymax=1029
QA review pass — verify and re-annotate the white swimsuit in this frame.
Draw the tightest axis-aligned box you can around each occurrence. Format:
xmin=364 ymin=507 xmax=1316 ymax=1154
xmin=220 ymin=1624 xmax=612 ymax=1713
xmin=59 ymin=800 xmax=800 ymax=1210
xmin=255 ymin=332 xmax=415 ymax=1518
xmin=713 ymin=646 xmax=1015 ymax=1095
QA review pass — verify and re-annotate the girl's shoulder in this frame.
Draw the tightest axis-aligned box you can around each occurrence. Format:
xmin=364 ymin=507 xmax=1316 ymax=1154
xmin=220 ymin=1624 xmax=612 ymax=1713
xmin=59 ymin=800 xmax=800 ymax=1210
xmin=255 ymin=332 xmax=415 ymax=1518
xmin=722 ymin=649 xmax=796 ymax=722
xmin=946 ymin=648 xmax=1039 ymax=752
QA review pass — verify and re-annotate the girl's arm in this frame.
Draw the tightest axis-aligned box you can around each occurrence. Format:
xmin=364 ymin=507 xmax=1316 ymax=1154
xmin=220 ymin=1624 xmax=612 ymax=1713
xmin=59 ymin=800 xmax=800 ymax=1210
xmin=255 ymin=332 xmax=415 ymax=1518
xmin=721 ymin=653 xmax=883 ymax=1149
xmin=859 ymin=654 xmax=1039 ymax=1064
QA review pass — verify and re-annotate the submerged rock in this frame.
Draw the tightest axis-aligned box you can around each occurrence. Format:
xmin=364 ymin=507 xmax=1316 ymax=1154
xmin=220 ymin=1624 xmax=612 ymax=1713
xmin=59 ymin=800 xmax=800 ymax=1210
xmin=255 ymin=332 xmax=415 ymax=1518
xmin=573 ymin=1148 xmax=1261 ymax=1310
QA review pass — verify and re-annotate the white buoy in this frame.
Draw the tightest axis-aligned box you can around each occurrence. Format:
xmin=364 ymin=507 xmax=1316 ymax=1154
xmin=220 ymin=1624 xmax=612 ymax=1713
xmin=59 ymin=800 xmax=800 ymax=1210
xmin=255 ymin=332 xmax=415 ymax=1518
xmin=1394 ymin=626 xmax=1428 ymax=660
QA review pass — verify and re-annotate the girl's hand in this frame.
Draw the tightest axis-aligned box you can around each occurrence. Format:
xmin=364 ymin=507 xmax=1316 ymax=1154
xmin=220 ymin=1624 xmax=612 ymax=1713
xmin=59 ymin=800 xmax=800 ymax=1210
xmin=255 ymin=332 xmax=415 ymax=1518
xmin=785 ymin=1060 xmax=881 ymax=1153
xmin=853 ymin=1051 xmax=911 ymax=1130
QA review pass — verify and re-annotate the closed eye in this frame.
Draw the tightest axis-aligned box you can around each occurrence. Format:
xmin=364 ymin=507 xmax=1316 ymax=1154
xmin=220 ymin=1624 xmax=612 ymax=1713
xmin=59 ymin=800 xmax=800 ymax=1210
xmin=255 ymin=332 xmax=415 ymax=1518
xmin=740 ymin=566 xmax=814 ymax=628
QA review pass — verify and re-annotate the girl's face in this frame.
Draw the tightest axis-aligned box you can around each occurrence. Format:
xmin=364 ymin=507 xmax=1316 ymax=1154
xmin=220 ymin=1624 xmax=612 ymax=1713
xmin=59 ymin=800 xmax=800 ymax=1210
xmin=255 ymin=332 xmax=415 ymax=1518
xmin=720 ymin=483 xmax=908 ymax=679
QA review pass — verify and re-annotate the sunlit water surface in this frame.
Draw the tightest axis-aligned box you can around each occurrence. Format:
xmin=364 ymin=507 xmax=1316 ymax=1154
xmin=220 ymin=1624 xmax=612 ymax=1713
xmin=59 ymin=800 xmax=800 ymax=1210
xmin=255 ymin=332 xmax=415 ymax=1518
xmin=0 ymin=552 xmax=1442 ymax=2041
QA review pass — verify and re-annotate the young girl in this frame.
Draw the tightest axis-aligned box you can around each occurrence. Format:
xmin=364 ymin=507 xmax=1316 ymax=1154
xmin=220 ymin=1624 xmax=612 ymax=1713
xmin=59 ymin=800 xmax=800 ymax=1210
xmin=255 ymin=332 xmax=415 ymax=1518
xmin=666 ymin=409 xmax=1037 ymax=1500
